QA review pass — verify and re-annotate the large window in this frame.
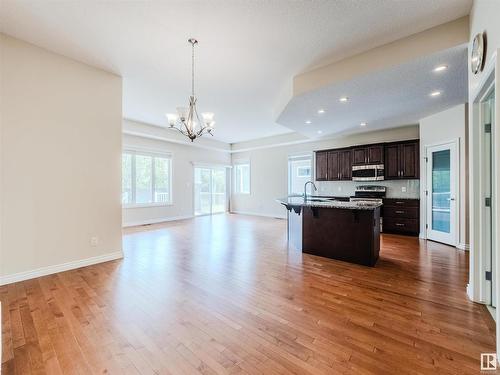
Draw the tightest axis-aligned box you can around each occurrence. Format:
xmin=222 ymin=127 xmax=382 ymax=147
xmin=122 ymin=150 xmax=172 ymax=207
xmin=288 ymin=154 xmax=313 ymax=195
xmin=234 ymin=160 xmax=250 ymax=194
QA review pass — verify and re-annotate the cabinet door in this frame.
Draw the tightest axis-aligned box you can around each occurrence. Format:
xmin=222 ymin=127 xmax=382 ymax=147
xmin=401 ymin=141 xmax=419 ymax=178
xmin=339 ymin=150 xmax=352 ymax=180
xmin=367 ymin=145 xmax=384 ymax=164
xmin=352 ymin=147 xmax=367 ymax=165
xmin=315 ymin=151 xmax=328 ymax=181
xmin=384 ymin=144 xmax=400 ymax=179
xmin=327 ymin=151 xmax=340 ymax=181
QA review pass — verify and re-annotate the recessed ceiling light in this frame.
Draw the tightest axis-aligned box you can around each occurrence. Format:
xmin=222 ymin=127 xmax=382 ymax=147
xmin=433 ymin=65 xmax=448 ymax=72
xmin=317 ymin=109 xmax=325 ymax=114
xmin=317 ymin=130 xmax=323 ymax=134
xmin=305 ymin=120 xmax=312 ymax=124
xmin=430 ymin=91 xmax=442 ymax=97
xmin=360 ymin=122 xmax=367 ymax=127
xmin=339 ymin=97 xmax=349 ymax=102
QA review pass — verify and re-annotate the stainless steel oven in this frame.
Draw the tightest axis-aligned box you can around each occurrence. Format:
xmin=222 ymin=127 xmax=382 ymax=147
xmin=351 ymin=164 xmax=384 ymax=181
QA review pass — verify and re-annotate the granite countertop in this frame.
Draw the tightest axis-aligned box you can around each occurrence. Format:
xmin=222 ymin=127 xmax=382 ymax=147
xmin=277 ymin=196 xmax=382 ymax=210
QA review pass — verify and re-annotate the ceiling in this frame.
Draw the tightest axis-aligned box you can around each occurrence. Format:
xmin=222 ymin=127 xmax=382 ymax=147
xmin=278 ymin=46 xmax=468 ymax=139
xmin=0 ymin=0 xmax=472 ymax=143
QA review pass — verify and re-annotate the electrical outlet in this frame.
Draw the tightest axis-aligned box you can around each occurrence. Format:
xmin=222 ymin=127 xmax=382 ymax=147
xmin=402 ymin=186 xmax=407 ymax=193
xmin=90 ymin=236 xmax=99 ymax=247
xmin=338 ymin=186 xmax=342 ymax=192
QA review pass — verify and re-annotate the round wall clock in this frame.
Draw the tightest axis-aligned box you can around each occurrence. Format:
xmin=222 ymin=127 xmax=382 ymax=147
xmin=471 ymin=32 xmax=486 ymax=74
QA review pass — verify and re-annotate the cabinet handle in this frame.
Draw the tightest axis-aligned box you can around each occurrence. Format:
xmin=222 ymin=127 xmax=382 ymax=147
xmin=395 ymin=210 xmax=405 ymax=214
xmin=395 ymin=223 xmax=405 ymax=227
xmin=395 ymin=201 xmax=404 ymax=204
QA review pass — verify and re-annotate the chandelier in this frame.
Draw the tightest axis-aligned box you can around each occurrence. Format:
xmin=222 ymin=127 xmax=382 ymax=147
xmin=166 ymin=38 xmax=214 ymax=142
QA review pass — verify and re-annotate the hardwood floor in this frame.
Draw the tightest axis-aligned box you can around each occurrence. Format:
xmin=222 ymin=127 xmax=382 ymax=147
xmin=1 ymin=214 xmax=496 ymax=374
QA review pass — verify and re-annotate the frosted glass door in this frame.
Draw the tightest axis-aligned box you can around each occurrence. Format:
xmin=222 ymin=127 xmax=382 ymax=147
xmin=426 ymin=142 xmax=457 ymax=245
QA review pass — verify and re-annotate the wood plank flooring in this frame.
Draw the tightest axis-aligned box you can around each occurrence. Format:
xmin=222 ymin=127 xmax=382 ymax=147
xmin=1 ymin=213 xmax=496 ymax=374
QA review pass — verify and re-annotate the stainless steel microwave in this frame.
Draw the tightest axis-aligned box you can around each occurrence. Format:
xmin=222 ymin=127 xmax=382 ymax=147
xmin=352 ymin=164 xmax=384 ymax=181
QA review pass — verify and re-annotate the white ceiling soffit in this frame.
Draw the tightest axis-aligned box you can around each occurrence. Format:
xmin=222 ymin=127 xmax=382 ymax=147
xmin=277 ymin=45 xmax=468 ymax=139
xmin=0 ymin=0 xmax=472 ymax=144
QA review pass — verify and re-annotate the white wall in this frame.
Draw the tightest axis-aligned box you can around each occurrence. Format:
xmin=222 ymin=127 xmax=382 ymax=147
xmin=230 ymin=125 xmax=419 ymax=218
xmin=419 ymin=104 xmax=468 ymax=248
xmin=122 ymin=132 xmax=231 ymax=226
xmin=0 ymin=34 xmax=123 ymax=284
xmin=467 ymin=0 xmax=500 ymax=356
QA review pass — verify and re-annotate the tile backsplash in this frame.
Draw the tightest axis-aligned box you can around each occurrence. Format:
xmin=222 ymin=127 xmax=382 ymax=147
xmin=316 ymin=179 xmax=420 ymax=199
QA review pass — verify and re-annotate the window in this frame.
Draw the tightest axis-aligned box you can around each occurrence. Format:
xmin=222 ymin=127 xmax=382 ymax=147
xmin=234 ymin=161 xmax=250 ymax=194
xmin=122 ymin=150 xmax=172 ymax=207
xmin=297 ymin=166 xmax=311 ymax=178
xmin=288 ymin=154 xmax=313 ymax=195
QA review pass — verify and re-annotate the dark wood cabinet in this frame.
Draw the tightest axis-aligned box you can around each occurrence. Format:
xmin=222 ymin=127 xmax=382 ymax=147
xmin=384 ymin=140 xmax=419 ymax=180
xmin=352 ymin=144 xmax=384 ymax=165
xmin=315 ymin=140 xmax=418 ymax=181
xmin=384 ymin=144 xmax=400 ymax=179
xmin=327 ymin=151 xmax=340 ymax=181
xmin=352 ymin=148 xmax=367 ymax=165
xmin=315 ymin=151 xmax=328 ymax=181
xmin=401 ymin=142 xmax=419 ymax=178
xmin=368 ymin=145 xmax=384 ymax=164
xmin=338 ymin=149 xmax=352 ymax=180
xmin=315 ymin=149 xmax=351 ymax=181
xmin=383 ymin=198 xmax=419 ymax=236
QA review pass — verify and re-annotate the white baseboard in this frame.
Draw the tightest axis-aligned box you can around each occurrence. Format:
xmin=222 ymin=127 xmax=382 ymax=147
xmin=457 ymin=243 xmax=470 ymax=251
xmin=122 ymin=215 xmax=193 ymax=227
xmin=230 ymin=210 xmax=286 ymax=219
xmin=0 ymin=251 xmax=123 ymax=286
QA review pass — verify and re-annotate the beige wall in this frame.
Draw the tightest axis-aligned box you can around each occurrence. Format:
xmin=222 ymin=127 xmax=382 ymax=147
xmin=419 ymin=104 xmax=468 ymax=247
xmin=122 ymin=132 xmax=231 ymax=226
xmin=0 ymin=34 xmax=123 ymax=283
xmin=230 ymin=125 xmax=419 ymax=218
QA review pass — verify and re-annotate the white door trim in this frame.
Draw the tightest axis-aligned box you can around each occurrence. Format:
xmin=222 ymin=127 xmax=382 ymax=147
xmin=424 ymin=139 xmax=460 ymax=247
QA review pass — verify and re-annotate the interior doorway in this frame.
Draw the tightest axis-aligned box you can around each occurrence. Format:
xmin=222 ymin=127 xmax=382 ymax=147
xmin=194 ymin=167 xmax=227 ymax=216
xmin=425 ymin=141 xmax=459 ymax=246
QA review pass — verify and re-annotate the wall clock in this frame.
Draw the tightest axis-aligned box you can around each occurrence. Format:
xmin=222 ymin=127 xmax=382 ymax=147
xmin=471 ymin=32 xmax=486 ymax=74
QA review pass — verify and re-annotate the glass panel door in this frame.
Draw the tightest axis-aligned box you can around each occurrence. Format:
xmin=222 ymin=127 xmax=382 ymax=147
xmin=211 ymin=168 xmax=226 ymax=214
xmin=194 ymin=167 xmax=227 ymax=216
xmin=194 ymin=168 xmax=212 ymax=215
xmin=426 ymin=142 xmax=457 ymax=246
xmin=431 ymin=150 xmax=451 ymax=233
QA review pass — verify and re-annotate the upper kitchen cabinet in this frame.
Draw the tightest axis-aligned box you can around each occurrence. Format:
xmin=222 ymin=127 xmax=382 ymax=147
xmin=352 ymin=144 xmax=384 ymax=165
xmin=315 ymin=149 xmax=352 ymax=181
xmin=315 ymin=151 xmax=328 ymax=180
xmin=384 ymin=140 xmax=419 ymax=179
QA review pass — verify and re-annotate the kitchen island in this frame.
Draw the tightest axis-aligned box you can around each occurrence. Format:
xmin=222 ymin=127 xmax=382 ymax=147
xmin=277 ymin=196 xmax=381 ymax=266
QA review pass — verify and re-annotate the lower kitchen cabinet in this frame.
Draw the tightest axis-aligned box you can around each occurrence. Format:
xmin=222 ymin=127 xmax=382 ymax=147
xmin=383 ymin=198 xmax=419 ymax=236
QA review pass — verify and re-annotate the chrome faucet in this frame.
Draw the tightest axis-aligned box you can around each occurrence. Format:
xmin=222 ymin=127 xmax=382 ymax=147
xmin=304 ymin=181 xmax=317 ymax=201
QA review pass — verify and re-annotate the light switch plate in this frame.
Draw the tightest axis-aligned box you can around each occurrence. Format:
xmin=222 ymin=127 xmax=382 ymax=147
xmin=402 ymin=186 xmax=407 ymax=193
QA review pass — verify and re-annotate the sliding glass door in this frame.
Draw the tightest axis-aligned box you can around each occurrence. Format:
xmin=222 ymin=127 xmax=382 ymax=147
xmin=194 ymin=167 xmax=227 ymax=216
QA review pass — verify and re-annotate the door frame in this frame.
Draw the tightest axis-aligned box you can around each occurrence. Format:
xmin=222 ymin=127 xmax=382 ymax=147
xmin=424 ymin=139 xmax=460 ymax=247
xmin=468 ymin=51 xmax=498 ymax=305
